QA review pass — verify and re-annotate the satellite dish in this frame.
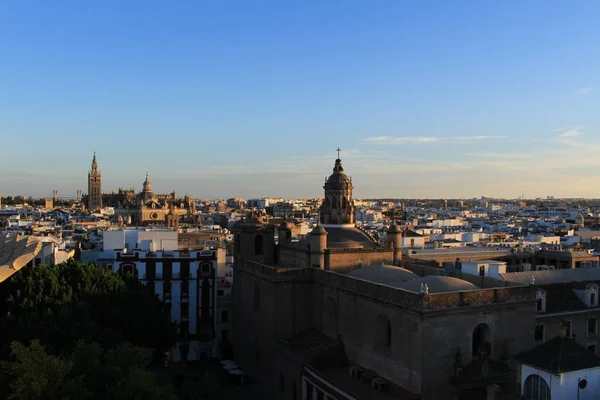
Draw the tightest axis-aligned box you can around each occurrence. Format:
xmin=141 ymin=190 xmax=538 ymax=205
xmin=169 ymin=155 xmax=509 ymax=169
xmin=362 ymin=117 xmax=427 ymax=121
xmin=579 ymin=379 xmax=588 ymax=389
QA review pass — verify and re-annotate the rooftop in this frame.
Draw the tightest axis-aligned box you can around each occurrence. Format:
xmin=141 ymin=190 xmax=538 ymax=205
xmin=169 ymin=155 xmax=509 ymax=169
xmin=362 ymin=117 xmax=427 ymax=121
xmin=0 ymin=234 xmax=43 ymax=283
xmin=499 ymin=268 xmax=600 ymax=285
xmin=513 ymin=336 xmax=600 ymax=373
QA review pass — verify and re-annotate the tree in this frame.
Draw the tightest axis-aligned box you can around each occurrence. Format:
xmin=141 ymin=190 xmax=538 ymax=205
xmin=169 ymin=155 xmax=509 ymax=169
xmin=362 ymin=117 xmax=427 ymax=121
xmin=0 ymin=259 xmax=176 ymax=361
xmin=1 ymin=340 xmax=177 ymax=400
xmin=0 ymin=260 xmax=179 ymax=399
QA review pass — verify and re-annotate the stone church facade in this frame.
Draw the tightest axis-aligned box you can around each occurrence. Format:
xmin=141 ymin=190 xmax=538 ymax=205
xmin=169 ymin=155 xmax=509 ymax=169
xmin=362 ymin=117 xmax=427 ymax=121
xmin=84 ymin=153 xmax=198 ymax=226
xmin=232 ymin=156 xmax=536 ymax=400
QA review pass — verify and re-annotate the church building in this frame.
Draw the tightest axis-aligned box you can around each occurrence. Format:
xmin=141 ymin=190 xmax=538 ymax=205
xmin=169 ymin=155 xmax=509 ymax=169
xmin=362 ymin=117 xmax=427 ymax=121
xmin=232 ymin=154 xmax=537 ymax=400
xmin=84 ymin=153 xmax=198 ymax=226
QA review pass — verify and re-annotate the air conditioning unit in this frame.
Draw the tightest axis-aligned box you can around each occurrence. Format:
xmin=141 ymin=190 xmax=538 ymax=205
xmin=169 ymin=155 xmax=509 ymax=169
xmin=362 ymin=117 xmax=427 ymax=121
xmin=372 ymin=377 xmax=388 ymax=392
xmin=349 ymin=366 xmax=364 ymax=380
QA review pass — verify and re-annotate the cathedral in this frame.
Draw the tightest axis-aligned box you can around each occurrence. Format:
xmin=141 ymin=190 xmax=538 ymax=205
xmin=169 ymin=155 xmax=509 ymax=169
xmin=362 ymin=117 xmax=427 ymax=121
xmin=84 ymin=153 xmax=198 ymax=226
xmin=232 ymin=154 xmax=536 ymax=400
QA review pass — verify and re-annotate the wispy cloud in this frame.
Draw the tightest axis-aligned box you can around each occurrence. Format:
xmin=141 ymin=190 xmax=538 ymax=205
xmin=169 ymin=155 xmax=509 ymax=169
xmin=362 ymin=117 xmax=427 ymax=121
xmin=577 ymin=87 xmax=593 ymax=95
xmin=359 ymin=135 xmax=506 ymax=145
xmin=360 ymin=136 xmax=439 ymax=144
xmin=553 ymin=126 xmax=583 ymax=137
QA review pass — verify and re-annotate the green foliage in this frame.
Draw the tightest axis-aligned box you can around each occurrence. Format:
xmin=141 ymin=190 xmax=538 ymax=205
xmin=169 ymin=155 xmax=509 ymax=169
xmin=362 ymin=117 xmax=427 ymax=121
xmin=1 ymin=340 xmax=177 ymax=400
xmin=0 ymin=259 xmax=177 ymax=360
xmin=0 ymin=260 xmax=179 ymax=399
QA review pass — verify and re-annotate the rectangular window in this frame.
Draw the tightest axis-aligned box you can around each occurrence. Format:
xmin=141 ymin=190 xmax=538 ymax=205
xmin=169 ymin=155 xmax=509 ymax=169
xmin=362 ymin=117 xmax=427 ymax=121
xmin=588 ymin=318 xmax=597 ymax=336
xmin=222 ymin=310 xmax=229 ymax=323
xmin=535 ymin=325 xmax=545 ymax=342
xmin=536 ymin=298 xmax=543 ymax=312
xmin=479 ymin=266 xmax=485 ymax=276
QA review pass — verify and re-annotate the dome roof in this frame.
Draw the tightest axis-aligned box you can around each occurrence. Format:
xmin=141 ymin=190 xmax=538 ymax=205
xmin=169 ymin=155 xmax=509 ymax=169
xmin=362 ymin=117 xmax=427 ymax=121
xmin=325 ymin=159 xmax=352 ymax=187
xmin=347 ymin=265 xmax=417 ymax=287
xmin=322 ymin=225 xmax=376 ymax=248
xmin=398 ymin=276 xmax=479 ymax=293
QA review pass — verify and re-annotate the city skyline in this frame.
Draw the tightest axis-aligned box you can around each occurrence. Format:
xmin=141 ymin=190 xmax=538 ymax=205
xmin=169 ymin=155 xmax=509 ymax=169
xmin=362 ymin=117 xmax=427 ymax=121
xmin=1 ymin=1 xmax=599 ymax=198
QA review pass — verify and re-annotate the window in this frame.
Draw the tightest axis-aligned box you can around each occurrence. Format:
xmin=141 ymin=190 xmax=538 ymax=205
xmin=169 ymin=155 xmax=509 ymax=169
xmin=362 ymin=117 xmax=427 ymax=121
xmin=479 ymin=265 xmax=485 ymax=276
xmin=536 ymin=299 xmax=543 ymax=312
xmin=536 ymin=290 xmax=546 ymax=312
xmin=591 ymin=293 xmax=597 ymax=306
xmin=588 ymin=318 xmax=597 ymax=337
xmin=254 ymin=234 xmax=263 ymax=255
xmin=588 ymin=344 xmax=597 ymax=355
xmin=523 ymin=374 xmax=550 ymax=400
xmin=535 ymin=325 xmax=545 ymax=342
xmin=200 ymin=263 xmax=211 ymax=275
xmin=222 ymin=310 xmax=229 ymax=323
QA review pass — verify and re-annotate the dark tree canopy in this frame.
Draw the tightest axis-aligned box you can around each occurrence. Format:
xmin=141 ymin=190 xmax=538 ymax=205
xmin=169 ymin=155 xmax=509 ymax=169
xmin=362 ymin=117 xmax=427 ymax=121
xmin=0 ymin=259 xmax=176 ymax=360
xmin=0 ymin=259 xmax=179 ymax=399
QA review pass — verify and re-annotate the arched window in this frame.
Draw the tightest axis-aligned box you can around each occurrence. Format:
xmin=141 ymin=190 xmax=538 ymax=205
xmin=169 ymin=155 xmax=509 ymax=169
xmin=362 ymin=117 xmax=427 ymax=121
xmin=254 ymin=234 xmax=263 ymax=255
xmin=342 ymin=197 xmax=347 ymax=209
xmin=375 ymin=314 xmax=392 ymax=350
xmin=523 ymin=374 xmax=551 ymax=400
xmin=331 ymin=196 xmax=337 ymax=209
xmin=119 ymin=263 xmax=137 ymax=277
xmin=472 ymin=323 xmax=491 ymax=357
xmin=279 ymin=373 xmax=284 ymax=392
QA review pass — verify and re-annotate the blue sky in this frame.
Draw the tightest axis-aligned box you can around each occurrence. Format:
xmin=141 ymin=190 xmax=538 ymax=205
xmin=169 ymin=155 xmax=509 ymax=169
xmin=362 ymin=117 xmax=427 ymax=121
xmin=1 ymin=1 xmax=599 ymax=199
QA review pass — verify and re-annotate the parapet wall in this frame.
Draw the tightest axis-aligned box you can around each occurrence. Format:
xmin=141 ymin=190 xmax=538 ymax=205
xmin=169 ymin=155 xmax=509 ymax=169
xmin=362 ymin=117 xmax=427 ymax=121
xmin=238 ymin=260 xmax=535 ymax=312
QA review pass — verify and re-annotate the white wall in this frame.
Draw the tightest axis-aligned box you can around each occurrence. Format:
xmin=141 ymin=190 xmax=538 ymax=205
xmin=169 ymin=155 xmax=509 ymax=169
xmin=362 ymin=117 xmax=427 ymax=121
xmin=461 ymin=261 xmax=507 ymax=278
xmin=103 ymin=230 xmax=125 ymax=251
xmin=521 ymin=364 xmax=600 ymax=400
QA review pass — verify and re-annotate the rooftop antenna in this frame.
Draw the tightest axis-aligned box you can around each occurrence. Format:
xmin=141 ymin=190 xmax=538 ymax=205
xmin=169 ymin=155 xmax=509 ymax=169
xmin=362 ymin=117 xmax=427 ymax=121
xmin=336 ymin=147 xmax=341 ymax=159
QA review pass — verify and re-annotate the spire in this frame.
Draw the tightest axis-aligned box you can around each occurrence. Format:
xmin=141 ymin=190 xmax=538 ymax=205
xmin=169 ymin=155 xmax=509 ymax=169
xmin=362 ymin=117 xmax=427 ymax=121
xmin=91 ymin=152 xmax=98 ymax=172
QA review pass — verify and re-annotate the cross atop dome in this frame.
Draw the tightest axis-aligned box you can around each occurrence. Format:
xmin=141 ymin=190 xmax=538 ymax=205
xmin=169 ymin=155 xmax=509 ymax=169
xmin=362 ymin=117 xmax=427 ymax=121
xmin=336 ymin=147 xmax=341 ymax=159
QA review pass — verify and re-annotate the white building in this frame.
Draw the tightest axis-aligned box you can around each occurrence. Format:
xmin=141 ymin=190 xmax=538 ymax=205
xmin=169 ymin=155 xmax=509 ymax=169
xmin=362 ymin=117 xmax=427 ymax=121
xmin=461 ymin=260 xmax=507 ymax=279
xmin=100 ymin=228 xmax=227 ymax=363
xmin=513 ymin=332 xmax=600 ymax=400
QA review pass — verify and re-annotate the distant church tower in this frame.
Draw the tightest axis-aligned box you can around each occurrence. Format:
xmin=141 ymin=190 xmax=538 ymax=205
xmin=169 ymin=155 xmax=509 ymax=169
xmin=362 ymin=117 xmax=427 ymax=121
xmin=87 ymin=152 xmax=102 ymax=210
xmin=320 ymin=149 xmax=355 ymax=224
xmin=141 ymin=172 xmax=154 ymax=203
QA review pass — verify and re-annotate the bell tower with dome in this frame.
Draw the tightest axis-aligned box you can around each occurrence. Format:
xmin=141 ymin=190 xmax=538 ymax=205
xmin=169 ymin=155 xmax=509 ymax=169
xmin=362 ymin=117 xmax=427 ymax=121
xmin=320 ymin=149 xmax=355 ymax=225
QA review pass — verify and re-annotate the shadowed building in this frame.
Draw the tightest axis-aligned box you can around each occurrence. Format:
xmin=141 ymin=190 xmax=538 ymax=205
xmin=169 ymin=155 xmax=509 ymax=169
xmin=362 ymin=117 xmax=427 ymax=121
xmin=232 ymin=155 xmax=537 ymax=400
